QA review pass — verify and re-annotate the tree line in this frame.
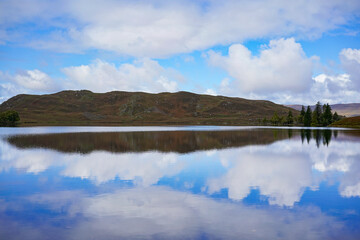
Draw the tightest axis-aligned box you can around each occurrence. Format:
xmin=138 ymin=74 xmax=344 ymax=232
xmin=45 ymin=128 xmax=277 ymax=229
xmin=262 ymin=102 xmax=341 ymax=126
xmin=0 ymin=110 xmax=20 ymax=126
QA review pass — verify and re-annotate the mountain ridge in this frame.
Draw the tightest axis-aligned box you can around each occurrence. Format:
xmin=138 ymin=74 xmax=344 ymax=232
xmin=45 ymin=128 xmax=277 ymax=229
xmin=0 ymin=90 xmax=297 ymax=126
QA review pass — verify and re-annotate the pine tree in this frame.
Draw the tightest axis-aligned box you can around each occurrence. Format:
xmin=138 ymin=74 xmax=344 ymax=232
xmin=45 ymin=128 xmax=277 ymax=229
xmin=286 ymin=110 xmax=294 ymax=125
xmin=322 ymin=103 xmax=333 ymax=126
xmin=271 ymin=112 xmax=280 ymax=125
xmin=311 ymin=112 xmax=318 ymax=126
xmin=333 ymin=112 xmax=340 ymax=122
xmin=298 ymin=106 xmax=305 ymax=124
xmin=311 ymin=101 xmax=322 ymax=126
xmin=304 ymin=106 xmax=312 ymax=127
xmin=262 ymin=117 xmax=268 ymax=125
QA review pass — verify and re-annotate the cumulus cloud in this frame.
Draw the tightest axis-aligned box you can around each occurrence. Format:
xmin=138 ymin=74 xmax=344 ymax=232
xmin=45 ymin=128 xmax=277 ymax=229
xmin=1 ymin=0 xmax=360 ymax=57
xmin=62 ymin=58 xmax=181 ymax=93
xmin=206 ymin=41 xmax=360 ymax=104
xmin=12 ymin=69 xmax=57 ymax=91
xmin=0 ymin=70 xmax=59 ymax=102
xmin=262 ymin=72 xmax=360 ymax=105
xmin=303 ymin=48 xmax=360 ymax=104
xmin=0 ymin=82 xmax=18 ymax=103
xmin=208 ymin=38 xmax=314 ymax=95
xmin=340 ymin=48 xmax=360 ymax=89
xmin=0 ymin=58 xmax=183 ymax=103
xmin=282 ymin=47 xmax=360 ymax=105
xmin=308 ymin=73 xmax=360 ymax=104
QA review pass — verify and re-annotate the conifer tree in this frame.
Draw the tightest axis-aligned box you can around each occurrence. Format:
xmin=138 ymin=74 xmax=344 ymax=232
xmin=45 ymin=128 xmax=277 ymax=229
xmin=311 ymin=101 xmax=322 ymax=126
xmin=298 ymin=106 xmax=305 ymax=124
xmin=304 ymin=106 xmax=312 ymax=127
xmin=262 ymin=117 xmax=268 ymax=125
xmin=333 ymin=112 xmax=340 ymax=122
xmin=286 ymin=110 xmax=294 ymax=125
xmin=271 ymin=112 xmax=280 ymax=125
xmin=322 ymin=103 xmax=333 ymax=126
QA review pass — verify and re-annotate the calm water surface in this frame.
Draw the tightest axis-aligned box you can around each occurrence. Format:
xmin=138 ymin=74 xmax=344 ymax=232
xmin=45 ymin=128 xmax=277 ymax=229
xmin=1 ymin=126 xmax=360 ymax=239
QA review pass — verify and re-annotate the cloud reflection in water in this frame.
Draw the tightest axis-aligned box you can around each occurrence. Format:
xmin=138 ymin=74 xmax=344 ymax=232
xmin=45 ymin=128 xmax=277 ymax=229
xmin=1 ymin=129 xmax=360 ymax=206
xmin=1 ymin=128 xmax=360 ymax=239
xmin=0 ymin=187 xmax=349 ymax=240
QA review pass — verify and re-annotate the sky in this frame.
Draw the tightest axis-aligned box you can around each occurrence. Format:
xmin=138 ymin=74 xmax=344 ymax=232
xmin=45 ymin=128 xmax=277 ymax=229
xmin=0 ymin=0 xmax=360 ymax=105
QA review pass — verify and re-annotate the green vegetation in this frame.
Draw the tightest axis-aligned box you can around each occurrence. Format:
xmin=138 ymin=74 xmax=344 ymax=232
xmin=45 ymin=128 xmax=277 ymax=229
xmin=0 ymin=110 xmax=20 ymax=126
xmin=265 ymin=101 xmax=342 ymax=127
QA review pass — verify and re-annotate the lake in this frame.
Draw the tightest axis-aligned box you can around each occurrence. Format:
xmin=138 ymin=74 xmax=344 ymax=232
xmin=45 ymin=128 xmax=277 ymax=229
xmin=1 ymin=126 xmax=360 ymax=239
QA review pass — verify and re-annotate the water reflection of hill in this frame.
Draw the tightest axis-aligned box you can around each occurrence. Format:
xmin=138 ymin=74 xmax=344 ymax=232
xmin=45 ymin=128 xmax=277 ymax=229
xmin=7 ymin=129 xmax=359 ymax=154
xmin=7 ymin=130 xmax=291 ymax=154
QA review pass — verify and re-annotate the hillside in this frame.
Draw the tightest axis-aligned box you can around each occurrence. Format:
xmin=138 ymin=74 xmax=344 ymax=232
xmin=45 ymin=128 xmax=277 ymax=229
xmin=0 ymin=90 xmax=296 ymax=126
xmin=330 ymin=116 xmax=360 ymax=128
xmin=287 ymin=103 xmax=360 ymax=117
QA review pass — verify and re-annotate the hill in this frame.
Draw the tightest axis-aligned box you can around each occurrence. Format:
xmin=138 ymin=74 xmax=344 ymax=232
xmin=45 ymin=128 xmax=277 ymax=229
xmin=287 ymin=103 xmax=360 ymax=117
xmin=0 ymin=90 xmax=296 ymax=126
xmin=330 ymin=116 xmax=360 ymax=128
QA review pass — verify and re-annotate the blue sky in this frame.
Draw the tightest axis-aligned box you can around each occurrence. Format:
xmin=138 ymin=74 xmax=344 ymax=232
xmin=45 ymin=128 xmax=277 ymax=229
xmin=0 ymin=0 xmax=360 ymax=104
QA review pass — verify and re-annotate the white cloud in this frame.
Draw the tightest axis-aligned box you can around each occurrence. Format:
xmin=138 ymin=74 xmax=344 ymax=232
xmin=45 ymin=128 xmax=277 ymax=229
xmin=0 ymin=70 xmax=59 ymax=102
xmin=12 ymin=69 xmax=56 ymax=91
xmin=62 ymin=59 xmax=181 ymax=93
xmin=208 ymin=38 xmax=314 ymax=95
xmin=262 ymin=72 xmax=360 ymax=105
xmin=341 ymin=48 xmax=360 ymax=63
xmin=0 ymin=58 xmax=182 ymax=103
xmin=1 ymin=0 xmax=360 ymax=57
xmin=309 ymin=73 xmax=360 ymax=104
xmin=0 ymin=82 xmax=18 ymax=102
xmin=341 ymin=183 xmax=360 ymax=197
xmin=340 ymin=48 xmax=360 ymax=89
xmin=204 ymin=89 xmax=217 ymax=96
xmin=205 ymin=42 xmax=360 ymax=105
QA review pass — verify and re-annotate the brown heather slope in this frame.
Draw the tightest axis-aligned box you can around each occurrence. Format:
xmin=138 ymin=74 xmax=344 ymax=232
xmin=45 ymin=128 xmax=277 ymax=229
xmin=330 ymin=116 xmax=360 ymax=128
xmin=0 ymin=90 xmax=297 ymax=126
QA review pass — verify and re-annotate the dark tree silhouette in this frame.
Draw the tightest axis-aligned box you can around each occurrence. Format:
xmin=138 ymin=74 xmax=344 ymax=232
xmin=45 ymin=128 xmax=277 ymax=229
xmin=304 ymin=106 xmax=312 ymax=127
xmin=286 ymin=110 xmax=294 ymax=125
xmin=311 ymin=101 xmax=322 ymax=126
xmin=0 ymin=110 xmax=20 ymax=126
xmin=298 ymin=106 xmax=305 ymax=124
xmin=322 ymin=103 xmax=333 ymax=126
